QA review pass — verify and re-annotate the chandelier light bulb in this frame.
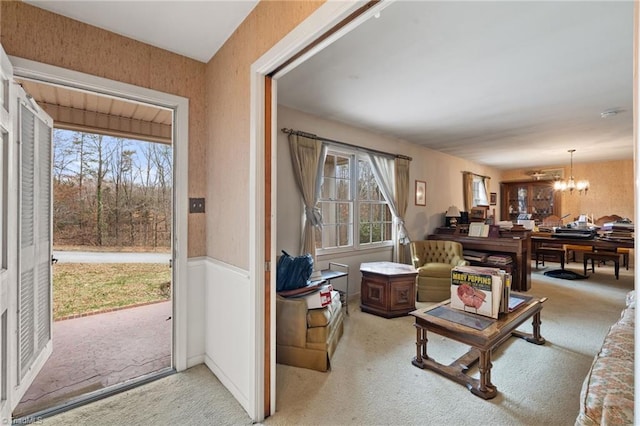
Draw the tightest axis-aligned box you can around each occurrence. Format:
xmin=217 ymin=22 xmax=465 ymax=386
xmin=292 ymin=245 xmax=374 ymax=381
xmin=554 ymin=149 xmax=589 ymax=195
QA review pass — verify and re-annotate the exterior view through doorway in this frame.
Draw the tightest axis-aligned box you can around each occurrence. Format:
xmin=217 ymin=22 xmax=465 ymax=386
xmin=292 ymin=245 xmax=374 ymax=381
xmin=12 ymin=107 xmax=173 ymax=417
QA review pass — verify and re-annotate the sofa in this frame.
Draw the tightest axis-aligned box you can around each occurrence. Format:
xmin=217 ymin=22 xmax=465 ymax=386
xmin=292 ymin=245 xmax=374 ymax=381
xmin=276 ymin=289 xmax=344 ymax=372
xmin=410 ymin=240 xmax=468 ymax=302
xmin=576 ymin=291 xmax=634 ymax=425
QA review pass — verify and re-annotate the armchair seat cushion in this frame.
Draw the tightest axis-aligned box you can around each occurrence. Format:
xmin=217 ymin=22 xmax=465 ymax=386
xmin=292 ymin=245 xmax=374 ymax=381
xmin=417 ymin=263 xmax=455 ymax=278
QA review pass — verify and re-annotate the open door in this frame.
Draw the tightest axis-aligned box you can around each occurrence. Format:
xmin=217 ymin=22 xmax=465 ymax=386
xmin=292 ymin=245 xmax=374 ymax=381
xmin=0 ymin=43 xmax=54 ymax=423
xmin=13 ymin=85 xmax=53 ymax=409
xmin=0 ymin=44 xmax=15 ymax=425
xmin=0 ymin=46 xmax=53 ymax=424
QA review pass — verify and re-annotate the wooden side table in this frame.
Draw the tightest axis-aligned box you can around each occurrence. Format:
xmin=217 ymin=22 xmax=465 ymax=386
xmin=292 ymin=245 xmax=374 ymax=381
xmin=360 ymin=261 xmax=418 ymax=318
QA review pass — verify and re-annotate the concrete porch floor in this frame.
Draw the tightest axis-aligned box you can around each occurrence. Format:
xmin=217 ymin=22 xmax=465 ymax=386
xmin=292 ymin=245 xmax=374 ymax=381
xmin=13 ymin=301 xmax=172 ymax=418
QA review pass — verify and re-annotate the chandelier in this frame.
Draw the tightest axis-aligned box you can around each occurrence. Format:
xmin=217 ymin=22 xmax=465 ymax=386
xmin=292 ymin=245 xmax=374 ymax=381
xmin=553 ymin=149 xmax=589 ymax=194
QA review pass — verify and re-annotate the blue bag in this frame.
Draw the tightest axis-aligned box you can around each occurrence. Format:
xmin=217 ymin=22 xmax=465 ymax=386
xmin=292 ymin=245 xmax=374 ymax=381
xmin=276 ymin=250 xmax=314 ymax=292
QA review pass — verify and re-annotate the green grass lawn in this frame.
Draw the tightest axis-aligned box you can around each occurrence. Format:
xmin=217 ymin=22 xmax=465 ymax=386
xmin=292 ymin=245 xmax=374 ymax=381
xmin=53 ymin=263 xmax=171 ymax=320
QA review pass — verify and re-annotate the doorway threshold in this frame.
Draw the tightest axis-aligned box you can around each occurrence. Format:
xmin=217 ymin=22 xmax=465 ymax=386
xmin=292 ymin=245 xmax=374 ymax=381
xmin=13 ymin=367 xmax=175 ymax=425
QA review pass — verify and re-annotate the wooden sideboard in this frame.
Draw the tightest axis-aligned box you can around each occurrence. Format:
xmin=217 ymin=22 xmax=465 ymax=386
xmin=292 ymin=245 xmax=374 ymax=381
xmin=428 ymin=229 xmax=531 ymax=292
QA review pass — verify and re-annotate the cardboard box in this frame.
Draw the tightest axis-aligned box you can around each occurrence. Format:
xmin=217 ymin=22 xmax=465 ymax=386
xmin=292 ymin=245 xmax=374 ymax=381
xmin=301 ymin=284 xmax=334 ymax=309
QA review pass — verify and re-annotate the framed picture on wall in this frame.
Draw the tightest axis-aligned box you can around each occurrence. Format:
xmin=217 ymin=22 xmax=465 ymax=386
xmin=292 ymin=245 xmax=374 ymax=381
xmin=490 ymin=192 xmax=497 ymax=205
xmin=415 ymin=180 xmax=426 ymax=206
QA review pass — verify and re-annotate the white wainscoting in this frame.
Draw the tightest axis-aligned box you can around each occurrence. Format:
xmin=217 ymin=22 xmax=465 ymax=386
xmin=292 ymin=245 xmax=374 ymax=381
xmin=203 ymin=257 xmax=252 ymax=415
xmin=186 ymin=257 xmax=206 ymax=367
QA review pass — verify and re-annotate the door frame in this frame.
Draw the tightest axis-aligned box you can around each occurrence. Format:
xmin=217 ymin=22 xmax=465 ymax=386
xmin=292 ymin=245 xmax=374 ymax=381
xmin=8 ymin=56 xmax=189 ymax=372
xmin=248 ymin=0 xmax=390 ymax=418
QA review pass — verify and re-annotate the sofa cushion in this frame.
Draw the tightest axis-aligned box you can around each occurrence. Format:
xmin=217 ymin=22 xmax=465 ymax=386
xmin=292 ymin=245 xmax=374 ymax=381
xmin=579 ymin=358 xmax=634 ymax=425
xmin=417 ymin=263 xmax=453 ymax=278
xmin=577 ymin=290 xmax=635 ymax=426
xmin=598 ymin=322 xmax=634 ymax=361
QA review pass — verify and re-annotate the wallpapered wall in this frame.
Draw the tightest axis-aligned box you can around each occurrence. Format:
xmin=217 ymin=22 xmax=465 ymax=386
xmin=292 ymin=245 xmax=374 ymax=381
xmin=501 ymin=159 xmax=634 ymax=222
xmin=1 ymin=1 xmax=208 ymax=257
xmin=204 ymin=1 xmax=325 ymax=268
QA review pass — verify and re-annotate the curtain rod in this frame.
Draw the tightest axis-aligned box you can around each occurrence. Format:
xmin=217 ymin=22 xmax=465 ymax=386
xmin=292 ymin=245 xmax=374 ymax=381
xmin=281 ymin=128 xmax=412 ymax=161
xmin=462 ymin=170 xmax=490 ymax=179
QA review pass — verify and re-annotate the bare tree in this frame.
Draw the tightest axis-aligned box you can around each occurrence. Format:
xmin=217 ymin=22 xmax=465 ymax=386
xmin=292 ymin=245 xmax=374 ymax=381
xmin=52 ymin=129 xmax=172 ymax=248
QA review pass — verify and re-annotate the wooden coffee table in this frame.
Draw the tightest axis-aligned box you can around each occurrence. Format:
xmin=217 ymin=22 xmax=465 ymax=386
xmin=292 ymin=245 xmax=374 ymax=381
xmin=410 ymin=295 xmax=546 ymax=399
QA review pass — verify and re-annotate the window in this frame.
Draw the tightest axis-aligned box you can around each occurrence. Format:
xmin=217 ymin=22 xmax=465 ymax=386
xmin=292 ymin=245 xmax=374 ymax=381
xmin=472 ymin=175 xmax=489 ymax=207
xmin=316 ymin=149 xmax=392 ymax=252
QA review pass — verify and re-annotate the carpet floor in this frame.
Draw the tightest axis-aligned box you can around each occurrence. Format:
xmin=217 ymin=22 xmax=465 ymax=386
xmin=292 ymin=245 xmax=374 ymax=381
xmin=39 ymin=261 xmax=634 ymax=425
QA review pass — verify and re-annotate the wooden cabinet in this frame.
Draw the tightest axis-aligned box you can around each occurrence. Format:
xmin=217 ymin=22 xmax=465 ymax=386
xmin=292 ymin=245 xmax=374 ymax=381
xmin=500 ymin=181 xmax=560 ymax=223
xmin=360 ymin=262 xmax=418 ymax=318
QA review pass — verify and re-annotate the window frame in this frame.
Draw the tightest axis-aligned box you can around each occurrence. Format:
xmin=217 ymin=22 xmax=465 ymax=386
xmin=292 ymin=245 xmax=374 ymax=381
xmin=316 ymin=147 xmax=393 ymax=255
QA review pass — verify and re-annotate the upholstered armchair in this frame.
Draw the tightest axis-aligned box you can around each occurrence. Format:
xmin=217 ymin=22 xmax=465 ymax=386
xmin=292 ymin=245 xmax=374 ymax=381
xmin=410 ymin=240 xmax=468 ymax=302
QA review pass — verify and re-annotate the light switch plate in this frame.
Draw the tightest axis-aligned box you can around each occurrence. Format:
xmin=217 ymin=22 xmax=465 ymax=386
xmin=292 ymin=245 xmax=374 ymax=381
xmin=189 ymin=198 xmax=205 ymax=213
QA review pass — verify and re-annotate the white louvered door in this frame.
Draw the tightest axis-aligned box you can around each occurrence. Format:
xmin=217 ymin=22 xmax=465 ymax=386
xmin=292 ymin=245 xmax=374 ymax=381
xmin=0 ymin=44 xmax=15 ymax=424
xmin=13 ymin=84 xmax=53 ymax=408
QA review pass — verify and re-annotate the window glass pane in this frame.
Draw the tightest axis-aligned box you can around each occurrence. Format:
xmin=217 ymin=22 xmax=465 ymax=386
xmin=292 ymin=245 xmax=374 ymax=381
xmin=335 ymin=156 xmax=349 ymax=179
xmin=324 ymin=155 xmax=336 ymax=178
xmin=338 ymin=224 xmax=351 ymax=246
xmin=320 ymin=202 xmax=332 ymax=223
xmin=371 ymin=223 xmax=382 ymax=243
xmin=371 ymin=204 xmax=382 ymax=221
xmin=359 ymin=223 xmax=371 ymax=244
xmin=322 ymin=225 xmax=337 ymax=248
xmin=358 ymin=174 xmax=367 ymax=199
xmin=472 ymin=176 xmax=489 ymax=206
xmin=336 ymin=178 xmax=350 ymax=200
xmin=359 ymin=204 xmax=370 ymax=222
xmin=383 ymin=222 xmax=392 ymax=240
xmin=371 ymin=185 xmax=381 ymax=201
xmin=383 ymin=205 xmax=392 ymax=221
xmin=321 ymin=177 xmax=333 ymax=199
xmin=337 ymin=202 xmax=350 ymax=224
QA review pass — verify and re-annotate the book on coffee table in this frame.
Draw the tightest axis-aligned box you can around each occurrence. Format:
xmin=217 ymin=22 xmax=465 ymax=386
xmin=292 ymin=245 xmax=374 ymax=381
xmin=450 ymin=265 xmax=505 ymax=319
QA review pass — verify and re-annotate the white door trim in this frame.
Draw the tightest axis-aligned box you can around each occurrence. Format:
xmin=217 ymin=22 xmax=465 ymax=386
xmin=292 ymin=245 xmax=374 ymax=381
xmin=8 ymin=56 xmax=189 ymax=372
xmin=248 ymin=0 xmax=389 ymax=420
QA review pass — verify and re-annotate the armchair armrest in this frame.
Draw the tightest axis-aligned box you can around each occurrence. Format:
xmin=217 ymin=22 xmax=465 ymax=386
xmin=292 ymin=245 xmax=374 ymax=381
xmin=451 ymin=255 xmax=469 ymax=267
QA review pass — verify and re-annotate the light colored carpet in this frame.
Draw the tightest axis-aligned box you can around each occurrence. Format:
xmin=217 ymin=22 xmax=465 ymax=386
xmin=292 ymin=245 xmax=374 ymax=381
xmin=40 ymin=262 xmax=633 ymax=425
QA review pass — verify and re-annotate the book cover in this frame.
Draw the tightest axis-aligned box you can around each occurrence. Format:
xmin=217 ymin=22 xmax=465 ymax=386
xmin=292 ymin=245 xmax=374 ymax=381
xmin=450 ymin=266 xmax=503 ymax=319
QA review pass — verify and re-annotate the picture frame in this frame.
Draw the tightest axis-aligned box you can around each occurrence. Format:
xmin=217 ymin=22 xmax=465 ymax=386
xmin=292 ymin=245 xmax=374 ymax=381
xmin=470 ymin=206 xmax=488 ymax=221
xmin=490 ymin=192 xmax=497 ymax=205
xmin=415 ymin=180 xmax=426 ymax=206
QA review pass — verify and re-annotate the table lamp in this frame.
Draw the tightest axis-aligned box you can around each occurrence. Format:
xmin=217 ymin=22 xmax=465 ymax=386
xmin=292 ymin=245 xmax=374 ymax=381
xmin=445 ymin=205 xmax=461 ymax=227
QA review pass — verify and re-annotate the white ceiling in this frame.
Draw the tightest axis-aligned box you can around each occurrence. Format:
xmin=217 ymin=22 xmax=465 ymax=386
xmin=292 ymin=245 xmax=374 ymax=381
xmin=278 ymin=1 xmax=634 ymax=170
xmin=25 ymin=0 xmax=259 ymax=63
xmin=26 ymin=1 xmax=634 ymax=170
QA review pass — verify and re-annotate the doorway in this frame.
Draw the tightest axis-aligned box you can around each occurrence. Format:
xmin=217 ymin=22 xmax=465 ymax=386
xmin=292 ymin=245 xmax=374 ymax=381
xmin=13 ymin=124 xmax=173 ymax=417
xmin=7 ymin=57 xmax=190 ymax=419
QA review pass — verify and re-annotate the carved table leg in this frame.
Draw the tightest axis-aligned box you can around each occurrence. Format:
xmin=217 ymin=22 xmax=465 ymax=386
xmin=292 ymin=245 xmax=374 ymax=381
xmin=527 ymin=311 xmax=546 ymax=345
xmin=471 ymin=349 xmax=497 ymax=399
xmin=412 ymin=324 xmax=428 ymax=368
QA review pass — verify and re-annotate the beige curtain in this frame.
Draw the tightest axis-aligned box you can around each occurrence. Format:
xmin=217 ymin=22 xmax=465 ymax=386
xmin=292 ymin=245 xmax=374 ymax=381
xmin=483 ymin=177 xmax=491 ymax=202
xmin=368 ymin=154 xmax=411 ymax=264
xmin=463 ymin=171 xmax=474 ymax=211
xmin=288 ymin=134 xmax=326 ymax=261
xmin=395 ymin=158 xmax=411 ymax=263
